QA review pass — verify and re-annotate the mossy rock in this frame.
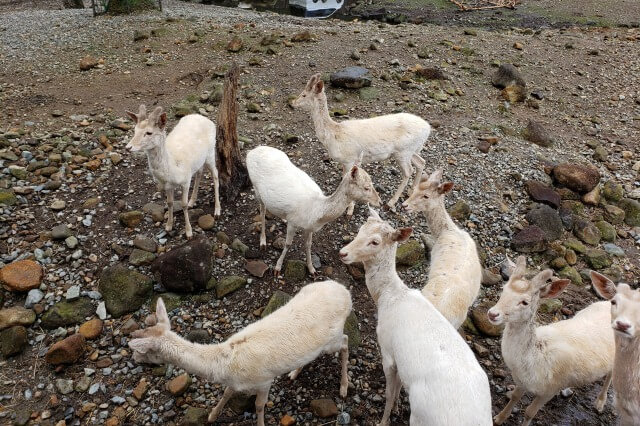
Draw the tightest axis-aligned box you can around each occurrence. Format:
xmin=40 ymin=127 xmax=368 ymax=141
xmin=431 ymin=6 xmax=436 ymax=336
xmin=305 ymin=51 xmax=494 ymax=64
xmin=261 ymin=290 xmax=292 ymax=318
xmin=396 ymin=240 xmax=424 ymax=267
xmin=0 ymin=190 xmax=17 ymax=206
xmin=595 ymin=221 xmax=616 ymax=242
xmin=618 ymin=198 xmax=640 ymax=227
xmin=150 ymin=293 xmax=183 ymax=312
xmin=539 ymin=298 xmax=562 ymax=314
xmin=284 ymin=260 xmax=307 ymax=282
xmin=216 ymin=276 xmax=247 ymax=299
xmin=449 ymin=200 xmax=471 ymax=221
xmin=558 ymin=266 xmax=582 ymax=285
xmin=343 ymin=311 xmax=361 ymax=349
xmin=602 ymin=181 xmax=624 ymax=202
xmin=41 ymin=297 xmax=94 ymax=328
xmin=563 ymin=238 xmax=586 ymax=254
xmin=358 ymin=87 xmax=379 ymax=101
xmin=584 ymin=249 xmax=612 ymax=270
xmin=99 ymin=264 xmax=153 ymax=318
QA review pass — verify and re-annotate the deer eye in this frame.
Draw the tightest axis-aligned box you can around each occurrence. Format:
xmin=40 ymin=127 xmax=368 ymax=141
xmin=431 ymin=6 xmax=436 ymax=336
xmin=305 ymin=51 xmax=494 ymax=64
xmin=369 ymin=240 xmax=379 ymax=246
xmin=146 ymin=131 xmax=153 ymax=136
xmin=611 ymin=300 xmax=617 ymax=306
xmin=520 ymin=300 xmax=529 ymax=306
xmin=423 ymin=194 xmax=429 ymax=199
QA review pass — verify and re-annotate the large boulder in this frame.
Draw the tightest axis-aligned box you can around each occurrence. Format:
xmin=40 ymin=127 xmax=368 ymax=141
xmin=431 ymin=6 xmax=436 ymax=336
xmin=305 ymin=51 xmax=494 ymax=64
xmin=525 ymin=180 xmax=561 ymax=208
xmin=0 ymin=260 xmax=43 ymax=292
xmin=99 ymin=264 xmax=152 ymax=318
xmin=151 ymin=237 xmax=213 ymax=292
xmin=552 ymin=163 xmax=600 ymax=194
xmin=330 ymin=67 xmax=371 ymax=89
xmin=511 ymin=226 xmax=547 ymax=253
xmin=41 ymin=298 xmax=94 ymax=328
xmin=525 ymin=205 xmax=563 ymax=241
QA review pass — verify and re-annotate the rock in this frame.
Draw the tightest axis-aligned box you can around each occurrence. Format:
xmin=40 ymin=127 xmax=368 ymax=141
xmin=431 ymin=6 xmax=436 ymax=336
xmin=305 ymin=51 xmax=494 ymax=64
xmin=63 ymin=0 xmax=84 ymax=8
xmin=152 ymin=237 xmax=213 ymax=292
xmin=0 ymin=326 xmax=27 ymax=357
xmin=395 ymin=240 xmax=425 ymax=266
xmin=186 ymin=329 xmax=210 ymax=344
xmin=618 ymin=198 xmax=640 ymax=226
xmin=50 ymin=200 xmax=66 ymax=210
xmin=65 ymin=236 xmax=79 ymax=249
xmin=593 ymin=146 xmax=608 ymax=162
xmin=582 ymin=185 xmax=601 ymax=206
xmin=45 ymin=334 xmax=85 ymax=365
xmin=99 ymin=264 xmax=152 ymax=318
xmin=604 ymin=204 xmax=625 ymax=225
xmin=603 ymin=243 xmax=625 ymax=257
xmin=216 ymin=231 xmax=231 ymax=245
xmin=0 ymin=189 xmax=17 ymax=206
xmin=284 ymin=260 xmax=307 ymax=282
xmin=553 ymin=163 xmax=600 ymax=194
xmin=330 ymin=67 xmax=371 ymax=89
xmin=291 ymin=30 xmax=313 ymax=42
xmin=471 ymin=302 xmax=503 ymax=337
xmin=66 ymin=285 xmax=80 ymax=300
xmin=539 ymin=298 xmax=562 ymax=314
xmin=133 ymin=235 xmax=157 ymax=253
xmin=41 ymin=298 xmax=94 ymax=328
xmin=79 ymin=56 xmax=98 ymax=71
xmin=0 ymin=260 xmax=43 ymax=292
xmin=602 ymin=181 xmax=624 ymax=202
xmin=119 ymin=211 xmax=144 ymax=228
xmin=216 ymin=276 xmax=247 ymax=298
xmin=358 ymin=87 xmax=378 ymax=101
xmin=573 ymin=218 xmax=601 ymax=246
xmin=133 ymin=29 xmax=149 ymax=41
xmin=166 ymin=373 xmax=191 ymax=396
xmin=491 ymin=64 xmax=525 ymax=89
xmin=564 ymin=237 xmax=587 ymax=254
xmin=227 ymin=36 xmax=244 ymax=52
xmin=525 ymin=205 xmax=563 ymax=241
xmin=121 ymin=317 xmax=139 ymax=334
xmin=129 ymin=249 xmax=156 ymax=266
xmin=150 ymin=293 xmax=183 ymax=312
xmin=525 ymin=181 xmax=561 ymax=208
xmin=143 ymin=203 xmax=165 ymax=222
xmin=523 ymin=120 xmax=553 ymax=147
xmin=0 ymin=306 xmax=36 ymax=330
xmin=247 ymin=103 xmax=262 ymax=113
xmin=310 ymin=399 xmax=338 ymax=418
xmin=565 ymin=249 xmax=578 ymax=265
xmin=75 ymin=376 xmax=92 ymax=393
xmin=198 ymin=214 xmax=215 ymax=230
xmin=55 ymin=378 xmax=74 ymax=395
xmin=231 ymin=238 xmax=248 ymax=256
xmin=51 ymin=224 xmax=73 ymax=240
xmin=79 ymin=318 xmax=103 ymax=340
xmin=245 ymin=260 xmax=269 ymax=278
xmin=280 ymin=415 xmax=296 ymax=426
xmin=183 ymin=406 xmax=208 ymax=426
xmin=414 ymin=66 xmax=448 ymax=80
xmin=449 ymin=200 xmax=471 ymax=221
xmin=511 ymin=226 xmax=547 ymax=253
xmin=343 ymin=311 xmax=361 ymax=349
xmin=133 ymin=378 xmax=149 ymax=400
xmin=595 ymin=221 xmax=616 ymax=242
xmin=585 ymin=249 xmax=612 ymax=270
xmin=558 ymin=266 xmax=582 ymax=285
xmin=261 ymin=291 xmax=292 ymax=318
xmin=24 ymin=289 xmax=43 ymax=308
xmin=502 ymin=85 xmax=526 ymax=103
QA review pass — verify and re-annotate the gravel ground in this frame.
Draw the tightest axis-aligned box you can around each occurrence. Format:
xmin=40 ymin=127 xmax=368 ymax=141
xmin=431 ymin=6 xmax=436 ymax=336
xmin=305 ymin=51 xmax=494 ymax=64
xmin=0 ymin=1 xmax=639 ymax=425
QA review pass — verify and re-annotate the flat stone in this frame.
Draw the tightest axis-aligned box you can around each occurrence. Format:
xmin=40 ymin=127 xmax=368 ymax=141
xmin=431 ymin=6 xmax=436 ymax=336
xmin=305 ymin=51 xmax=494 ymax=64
xmin=0 ymin=259 xmax=43 ymax=292
xmin=166 ymin=373 xmax=191 ymax=396
xmin=41 ymin=297 xmax=94 ymax=328
xmin=231 ymin=238 xmax=248 ymax=256
xmin=0 ymin=306 xmax=36 ymax=330
xmin=595 ymin=221 xmax=616 ymax=242
xmin=183 ymin=406 xmax=208 ymax=426
xmin=55 ymin=378 xmax=74 ymax=395
xmin=24 ymin=289 xmax=44 ymax=308
xmin=45 ymin=333 xmax=85 ymax=365
xmin=604 ymin=204 xmax=626 ymax=225
xmin=245 ymin=260 xmax=269 ymax=278
xmin=133 ymin=378 xmax=149 ymax=400
xmin=448 ymin=200 xmax=471 ymax=221
xmin=603 ymin=243 xmax=625 ymax=258
xmin=558 ymin=266 xmax=582 ymax=285
xmin=50 ymin=200 xmax=66 ymax=210
xmin=511 ymin=226 xmax=547 ymax=253
xmin=284 ymin=260 xmax=307 ymax=282
xmin=330 ymin=67 xmax=371 ymax=89
xmin=216 ymin=276 xmax=247 ymax=298
xmin=553 ymin=163 xmax=600 ymax=194
xmin=525 ymin=180 xmax=561 ymax=208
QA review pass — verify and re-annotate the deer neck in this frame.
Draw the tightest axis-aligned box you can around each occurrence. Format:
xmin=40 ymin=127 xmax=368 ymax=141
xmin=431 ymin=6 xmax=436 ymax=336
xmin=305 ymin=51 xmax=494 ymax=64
xmin=423 ymin=199 xmax=457 ymax=238
xmin=362 ymin=247 xmax=405 ymax=305
xmin=310 ymin=97 xmax=338 ymax=146
xmin=317 ymin=176 xmax=351 ymax=226
xmin=160 ymin=332 xmax=231 ymax=383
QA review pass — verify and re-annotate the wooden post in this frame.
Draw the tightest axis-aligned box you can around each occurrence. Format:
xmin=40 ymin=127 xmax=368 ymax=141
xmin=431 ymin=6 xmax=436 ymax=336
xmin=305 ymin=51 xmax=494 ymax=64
xmin=216 ymin=63 xmax=249 ymax=202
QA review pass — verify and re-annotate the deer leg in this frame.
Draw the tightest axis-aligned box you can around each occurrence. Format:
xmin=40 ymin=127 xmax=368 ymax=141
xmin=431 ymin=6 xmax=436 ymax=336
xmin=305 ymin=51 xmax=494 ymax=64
xmin=522 ymin=393 xmax=554 ymax=426
xmin=182 ymin=182 xmax=192 ymax=239
xmin=165 ymin=188 xmax=174 ymax=232
xmin=387 ymin=157 xmax=412 ymax=210
xmin=303 ymin=230 xmax=315 ymax=275
xmin=378 ymin=362 xmax=401 ymax=426
xmin=410 ymin=153 xmax=425 ymax=191
xmin=259 ymin=200 xmax=267 ymax=250
xmin=274 ymin=223 xmax=295 ymax=275
xmin=339 ymin=334 xmax=349 ymax=398
xmin=208 ymin=386 xmax=234 ymax=423
xmin=594 ymin=372 xmax=612 ymax=412
xmin=188 ymin=169 xmax=202 ymax=207
xmin=255 ymin=387 xmax=270 ymax=426
xmin=494 ymin=386 xmax=525 ymax=425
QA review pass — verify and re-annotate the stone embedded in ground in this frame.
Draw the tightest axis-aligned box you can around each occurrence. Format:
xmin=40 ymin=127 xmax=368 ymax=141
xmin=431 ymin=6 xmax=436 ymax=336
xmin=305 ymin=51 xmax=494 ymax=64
xmin=245 ymin=260 xmax=269 ymax=278
xmin=0 ymin=189 xmax=18 ymax=206
xmin=151 ymin=237 xmax=213 ymax=292
xmin=99 ymin=264 xmax=152 ymax=318
xmin=45 ymin=333 xmax=85 ymax=365
xmin=525 ymin=180 xmax=561 ymax=208
xmin=491 ymin=64 xmax=526 ymax=89
xmin=51 ymin=224 xmax=73 ymax=240
xmin=133 ymin=29 xmax=149 ymax=41
xmin=585 ymin=248 xmax=612 ymax=270
xmin=471 ymin=302 xmax=503 ymax=337
xmin=502 ymin=84 xmax=526 ymax=103
xmin=261 ymin=291 xmax=292 ymax=318
xmin=558 ymin=266 xmax=582 ymax=285
xmin=143 ymin=202 xmax=165 ymax=222
xmin=523 ymin=120 xmax=553 ymax=147
xmin=0 ymin=325 xmax=28 ymax=357
xmin=227 ymin=36 xmax=243 ymax=52
xmin=511 ymin=226 xmax=547 ymax=253
xmin=448 ymin=199 xmax=471 ymax=221
xmin=133 ymin=378 xmax=149 ymax=400
xmin=133 ymin=235 xmax=157 ymax=253
xmin=414 ymin=66 xmax=448 ymax=80
xmin=310 ymin=399 xmax=338 ymax=418
xmin=56 ymin=378 xmax=74 ymax=395
xmin=166 ymin=373 xmax=191 ymax=396
xmin=573 ymin=218 xmax=601 ymax=246
xmin=231 ymin=238 xmax=248 ymax=255
xmin=79 ymin=55 xmax=98 ymax=71
xmin=216 ymin=276 xmax=247 ymax=298
xmin=395 ymin=240 xmax=425 ymax=266
xmin=41 ymin=297 xmax=94 ymax=328
xmin=79 ymin=318 xmax=103 ymax=340
xmin=198 ymin=214 xmax=215 ymax=230
xmin=291 ymin=30 xmax=313 ymax=42
xmin=525 ymin=205 xmax=563 ymax=241
xmin=0 ymin=306 xmax=36 ymax=330
xmin=129 ymin=248 xmax=156 ymax=266
xmin=119 ymin=210 xmax=144 ymax=228
xmin=330 ymin=67 xmax=371 ymax=89
xmin=0 ymin=259 xmax=43 ymax=292
xmin=183 ymin=406 xmax=208 ymax=426
xmin=618 ymin=198 xmax=640 ymax=227
xmin=552 ymin=163 xmax=600 ymax=194
xmin=284 ymin=260 xmax=307 ymax=282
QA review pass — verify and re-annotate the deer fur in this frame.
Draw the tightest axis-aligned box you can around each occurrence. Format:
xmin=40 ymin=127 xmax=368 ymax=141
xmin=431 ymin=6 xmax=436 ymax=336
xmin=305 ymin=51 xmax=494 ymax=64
xmin=125 ymin=105 xmax=220 ymax=239
xmin=246 ymin=145 xmax=381 ymax=275
xmin=129 ymin=281 xmax=352 ymax=426
xmin=488 ymin=256 xmax=615 ymax=426
xmin=402 ymin=169 xmax=482 ymax=329
xmin=292 ymin=74 xmax=431 ymax=214
xmin=591 ymin=271 xmax=640 ymax=426
xmin=339 ymin=209 xmax=492 ymax=425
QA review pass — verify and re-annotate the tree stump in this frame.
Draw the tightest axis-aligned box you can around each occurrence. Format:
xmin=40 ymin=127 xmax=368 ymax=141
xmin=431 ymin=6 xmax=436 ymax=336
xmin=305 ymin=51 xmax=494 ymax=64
xmin=216 ymin=63 xmax=249 ymax=202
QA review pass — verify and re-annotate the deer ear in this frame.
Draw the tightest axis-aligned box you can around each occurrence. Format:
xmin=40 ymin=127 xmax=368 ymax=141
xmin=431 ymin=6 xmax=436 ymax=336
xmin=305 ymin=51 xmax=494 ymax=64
xmin=350 ymin=165 xmax=359 ymax=179
xmin=128 ymin=337 xmax=156 ymax=354
xmin=438 ymin=181 xmax=454 ymax=194
xmin=393 ymin=227 xmax=413 ymax=243
xmin=125 ymin=111 xmax=138 ymax=123
xmin=540 ymin=278 xmax=570 ymax=299
xmin=314 ymin=80 xmax=324 ymax=94
xmin=138 ymin=104 xmax=147 ymax=120
xmin=591 ymin=271 xmax=617 ymax=300
xmin=158 ymin=112 xmax=167 ymax=129
xmin=368 ymin=206 xmax=382 ymax=221
xmin=155 ymin=298 xmax=170 ymax=328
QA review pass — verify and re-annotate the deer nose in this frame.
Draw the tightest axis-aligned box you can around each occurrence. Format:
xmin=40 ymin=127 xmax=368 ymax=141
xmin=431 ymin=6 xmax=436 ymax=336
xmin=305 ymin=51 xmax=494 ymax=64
xmin=487 ymin=310 xmax=499 ymax=322
xmin=615 ymin=320 xmax=631 ymax=332
xmin=339 ymin=251 xmax=348 ymax=259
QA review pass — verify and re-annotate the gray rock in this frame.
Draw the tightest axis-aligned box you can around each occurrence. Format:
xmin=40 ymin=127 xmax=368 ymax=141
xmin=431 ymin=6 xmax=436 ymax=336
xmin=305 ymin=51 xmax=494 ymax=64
xmin=24 ymin=289 xmax=44 ymax=308
xmin=491 ymin=64 xmax=526 ymax=88
xmin=330 ymin=67 xmax=371 ymax=89
xmin=65 ymin=236 xmax=79 ymax=249
xmin=618 ymin=198 xmax=640 ymax=227
xmin=55 ymin=379 xmax=74 ymax=395
xmin=525 ymin=205 xmax=563 ymax=241
xmin=41 ymin=298 xmax=94 ymax=328
xmin=215 ymin=276 xmax=247 ymax=298
xmin=523 ymin=120 xmax=553 ymax=147
xmin=511 ymin=226 xmax=547 ymax=253
xmin=51 ymin=224 xmax=73 ymax=240
xmin=65 ymin=285 xmax=80 ymax=300
xmin=98 ymin=264 xmax=153 ymax=318
xmin=133 ymin=235 xmax=157 ymax=253
xmin=603 ymin=243 xmax=625 ymax=257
